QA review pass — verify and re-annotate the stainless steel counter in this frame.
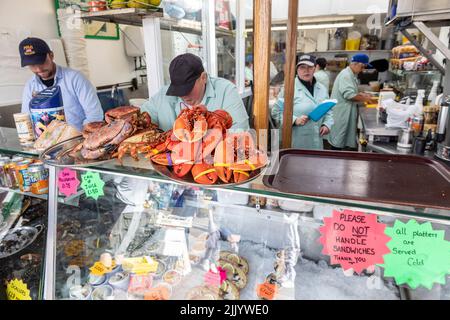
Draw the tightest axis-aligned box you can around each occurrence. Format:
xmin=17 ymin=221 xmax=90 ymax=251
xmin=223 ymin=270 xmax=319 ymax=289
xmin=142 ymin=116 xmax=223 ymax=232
xmin=359 ymin=106 xmax=401 ymax=142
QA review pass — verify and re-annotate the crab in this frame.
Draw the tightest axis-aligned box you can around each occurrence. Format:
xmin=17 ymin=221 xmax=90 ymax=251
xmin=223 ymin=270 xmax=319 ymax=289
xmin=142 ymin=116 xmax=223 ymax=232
xmin=70 ymin=106 xmax=157 ymax=160
xmin=70 ymin=119 xmax=134 ymax=160
xmin=112 ymin=128 xmax=165 ymax=162
xmin=82 ymin=121 xmax=105 ymax=139
xmin=105 ymin=105 xmax=152 ymax=132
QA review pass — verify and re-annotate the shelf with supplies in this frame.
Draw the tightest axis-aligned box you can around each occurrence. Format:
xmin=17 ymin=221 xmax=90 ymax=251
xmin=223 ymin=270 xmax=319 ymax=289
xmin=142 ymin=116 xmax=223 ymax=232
xmin=389 ymin=69 xmax=442 ymax=76
xmin=306 ymin=50 xmax=391 ymax=54
xmin=160 ymin=17 xmax=235 ymax=38
xmin=80 ymin=7 xmax=163 ymax=27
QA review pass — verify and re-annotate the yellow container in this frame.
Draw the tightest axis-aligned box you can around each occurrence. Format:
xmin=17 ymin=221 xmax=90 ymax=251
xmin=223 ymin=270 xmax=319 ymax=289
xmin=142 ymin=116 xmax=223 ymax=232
xmin=345 ymin=39 xmax=361 ymax=51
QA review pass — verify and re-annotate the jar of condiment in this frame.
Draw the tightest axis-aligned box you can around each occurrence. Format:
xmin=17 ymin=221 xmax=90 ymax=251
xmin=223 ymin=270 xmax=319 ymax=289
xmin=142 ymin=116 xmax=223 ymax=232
xmin=13 ymin=113 xmax=35 ymax=146
xmin=423 ymin=106 xmax=439 ymax=133
xmin=0 ymin=157 xmax=10 ymax=187
xmin=411 ymin=114 xmax=424 ymax=136
xmin=5 ymin=162 xmax=17 ymax=189
xmin=28 ymin=164 xmax=49 ymax=195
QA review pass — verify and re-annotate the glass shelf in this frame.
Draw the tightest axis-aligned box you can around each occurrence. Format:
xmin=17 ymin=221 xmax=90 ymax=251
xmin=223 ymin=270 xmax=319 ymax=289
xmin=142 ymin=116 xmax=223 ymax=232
xmin=0 ymin=127 xmax=39 ymax=157
xmin=389 ymin=69 xmax=441 ymax=76
xmin=63 ymin=154 xmax=450 ymax=223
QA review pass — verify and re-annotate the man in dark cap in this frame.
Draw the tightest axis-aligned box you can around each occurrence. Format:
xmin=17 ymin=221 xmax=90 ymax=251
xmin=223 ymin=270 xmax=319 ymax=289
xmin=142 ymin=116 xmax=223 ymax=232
xmin=19 ymin=37 xmax=103 ymax=131
xmin=141 ymin=53 xmax=249 ymax=131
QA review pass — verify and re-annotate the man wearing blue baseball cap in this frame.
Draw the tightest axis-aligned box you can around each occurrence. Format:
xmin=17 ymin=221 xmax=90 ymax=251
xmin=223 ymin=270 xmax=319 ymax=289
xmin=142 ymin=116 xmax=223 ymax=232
xmin=328 ymin=53 xmax=375 ymax=150
xmin=19 ymin=37 xmax=104 ymax=131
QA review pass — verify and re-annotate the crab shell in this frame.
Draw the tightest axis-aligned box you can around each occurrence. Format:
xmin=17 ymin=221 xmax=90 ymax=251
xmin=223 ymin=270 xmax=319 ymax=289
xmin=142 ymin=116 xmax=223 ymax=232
xmin=83 ymin=119 xmax=129 ymax=150
xmin=82 ymin=121 xmax=106 ymax=138
xmin=105 ymin=106 xmax=140 ymax=123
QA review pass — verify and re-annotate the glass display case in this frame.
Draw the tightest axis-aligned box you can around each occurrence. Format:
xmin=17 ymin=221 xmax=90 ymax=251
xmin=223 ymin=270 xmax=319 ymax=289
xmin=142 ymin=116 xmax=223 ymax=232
xmin=0 ymin=128 xmax=48 ymax=300
xmin=389 ymin=69 xmax=442 ymax=99
xmin=44 ymin=155 xmax=450 ymax=300
xmin=1 ymin=126 xmax=449 ymax=300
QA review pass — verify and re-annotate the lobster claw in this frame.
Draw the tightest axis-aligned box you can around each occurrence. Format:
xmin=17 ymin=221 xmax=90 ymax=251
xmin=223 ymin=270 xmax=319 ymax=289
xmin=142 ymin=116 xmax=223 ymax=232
xmin=151 ymin=152 xmax=173 ymax=166
xmin=200 ymin=128 xmax=223 ymax=163
xmin=192 ymin=164 xmax=218 ymax=185
xmin=173 ymin=163 xmax=193 ymax=178
xmin=171 ymin=141 xmax=201 ymax=165
xmin=233 ymin=170 xmax=251 ymax=183
xmin=214 ymin=164 xmax=232 ymax=183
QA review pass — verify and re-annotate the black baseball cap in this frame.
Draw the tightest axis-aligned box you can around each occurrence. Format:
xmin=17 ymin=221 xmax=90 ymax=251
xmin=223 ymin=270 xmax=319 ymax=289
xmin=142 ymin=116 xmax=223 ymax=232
xmin=19 ymin=37 xmax=51 ymax=67
xmin=296 ymin=54 xmax=317 ymax=67
xmin=167 ymin=53 xmax=205 ymax=97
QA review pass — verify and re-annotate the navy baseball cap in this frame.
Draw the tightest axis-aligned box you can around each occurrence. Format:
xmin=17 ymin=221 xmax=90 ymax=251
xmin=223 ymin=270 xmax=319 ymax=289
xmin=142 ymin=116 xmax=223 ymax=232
xmin=351 ymin=53 xmax=373 ymax=68
xmin=19 ymin=37 xmax=51 ymax=67
xmin=297 ymin=54 xmax=316 ymax=67
xmin=167 ymin=53 xmax=205 ymax=97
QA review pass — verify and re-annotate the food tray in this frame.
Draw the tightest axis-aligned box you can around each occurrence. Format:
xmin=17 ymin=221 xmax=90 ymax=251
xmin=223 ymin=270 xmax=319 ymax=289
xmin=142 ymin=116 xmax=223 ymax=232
xmin=263 ymin=149 xmax=450 ymax=210
xmin=40 ymin=136 xmax=114 ymax=167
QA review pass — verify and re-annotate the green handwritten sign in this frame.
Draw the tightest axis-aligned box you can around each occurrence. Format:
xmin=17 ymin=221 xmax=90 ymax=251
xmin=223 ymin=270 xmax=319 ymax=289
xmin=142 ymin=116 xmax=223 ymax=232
xmin=80 ymin=171 xmax=105 ymax=200
xmin=380 ymin=220 xmax=450 ymax=290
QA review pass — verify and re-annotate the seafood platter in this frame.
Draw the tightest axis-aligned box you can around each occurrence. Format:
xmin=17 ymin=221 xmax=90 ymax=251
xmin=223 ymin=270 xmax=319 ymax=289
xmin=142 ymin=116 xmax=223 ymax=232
xmin=41 ymin=106 xmax=166 ymax=167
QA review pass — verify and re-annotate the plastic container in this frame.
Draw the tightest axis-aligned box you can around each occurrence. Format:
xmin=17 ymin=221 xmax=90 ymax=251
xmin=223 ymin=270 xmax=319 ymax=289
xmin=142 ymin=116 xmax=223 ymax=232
xmin=427 ymin=81 xmax=440 ymax=106
xmin=29 ymin=86 xmax=65 ymax=138
xmin=92 ymin=285 xmax=114 ymax=300
xmin=345 ymin=38 xmax=361 ymax=51
xmin=13 ymin=113 xmax=35 ymax=145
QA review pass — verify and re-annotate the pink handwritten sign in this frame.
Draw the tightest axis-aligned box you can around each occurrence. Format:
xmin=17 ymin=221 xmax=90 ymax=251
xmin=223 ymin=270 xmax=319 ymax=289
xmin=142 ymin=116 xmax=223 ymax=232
xmin=57 ymin=168 xmax=80 ymax=197
xmin=319 ymin=209 xmax=391 ymax=274
xmin=204 ymin=267 xmax=226 ymax=287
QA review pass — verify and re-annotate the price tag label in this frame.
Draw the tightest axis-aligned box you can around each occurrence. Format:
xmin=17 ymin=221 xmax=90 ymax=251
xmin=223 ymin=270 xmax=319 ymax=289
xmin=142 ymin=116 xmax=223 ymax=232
xmin=6 ymin=279 xmax=32 ymax=300
xmin=204 ymin=271 xmax=222 ymax=287
xmin=57 ymin=168 xmax=80 ymax=197
xmin=81 ymin=171 xmax=105 ymax=200
xmin=204 ymin=267 xmax=226 ymax=287
xmin=256 ymin=282 xmax=277 ymax=300
xmin=89 ymin=261 xmax=116 ymax=276
xmin=144 ymin=287 xmax=170 ymax=300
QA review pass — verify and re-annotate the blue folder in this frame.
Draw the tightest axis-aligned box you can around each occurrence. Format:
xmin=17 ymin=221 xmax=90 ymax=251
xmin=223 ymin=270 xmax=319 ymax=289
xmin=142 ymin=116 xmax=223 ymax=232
xmin=308 ymin=99 xmax=337 ymax=122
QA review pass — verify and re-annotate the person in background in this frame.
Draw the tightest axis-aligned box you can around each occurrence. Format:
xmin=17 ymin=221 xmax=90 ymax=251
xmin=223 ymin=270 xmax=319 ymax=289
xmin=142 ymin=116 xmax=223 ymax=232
xmin=141 ymin=53 xmax=249 ymax=130
xmin=19 ymin=37 xmax=103 ymax=131
xmin=328 ymin=53 xmax=375 ymax=150
xmin=244 ymin=54 xmax=279 ymax=86
xmin=271 ymin=54 xmax=333 ymax=150
xmin=245 ymin=54 xmax=254 ymax=86
xmin=314 ymin=57 xmax=330 ymax=92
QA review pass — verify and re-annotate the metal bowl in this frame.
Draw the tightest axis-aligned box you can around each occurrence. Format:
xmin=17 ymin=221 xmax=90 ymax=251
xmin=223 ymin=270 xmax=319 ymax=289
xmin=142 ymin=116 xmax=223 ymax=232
xmin=40 ymin=136 xmax=114 ymax=168
xmin=0 ymin=225 xmax=44 ymax=260
xmin=151 ymin=162 xmax=269 ymax=188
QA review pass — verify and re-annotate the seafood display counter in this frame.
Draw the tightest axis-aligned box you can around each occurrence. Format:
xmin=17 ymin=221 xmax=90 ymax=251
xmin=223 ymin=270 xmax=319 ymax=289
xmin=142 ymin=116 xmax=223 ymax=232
xmin=43 ymin=155 xmax=450 ymax=300
xmin=0 ymin=127 xmax=49 ymax=300
xmin=1 ymin=126 xmax=450 ymax=300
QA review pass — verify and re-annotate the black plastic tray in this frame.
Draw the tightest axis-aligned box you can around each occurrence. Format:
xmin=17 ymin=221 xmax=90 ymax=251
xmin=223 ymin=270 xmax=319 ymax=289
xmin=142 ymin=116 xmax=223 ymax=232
xmin=263 ymin=149 xmax=450 ymax=210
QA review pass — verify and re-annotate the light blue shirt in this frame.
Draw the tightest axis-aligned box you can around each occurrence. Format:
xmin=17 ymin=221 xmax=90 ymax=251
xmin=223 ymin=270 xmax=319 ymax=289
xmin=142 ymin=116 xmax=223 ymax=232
xmin=141 ymin=76 xmax=249 ymax=131
xmin=21 ymin=65 xmax=104 ymax=131
xmin=272 ymin=77 xmax=333 ymax=150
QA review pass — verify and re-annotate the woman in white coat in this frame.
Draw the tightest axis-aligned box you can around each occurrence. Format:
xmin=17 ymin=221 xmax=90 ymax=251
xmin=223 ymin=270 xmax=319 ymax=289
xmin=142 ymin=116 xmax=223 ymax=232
xmin=271 ymin=55 xmax=333 ymax=150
